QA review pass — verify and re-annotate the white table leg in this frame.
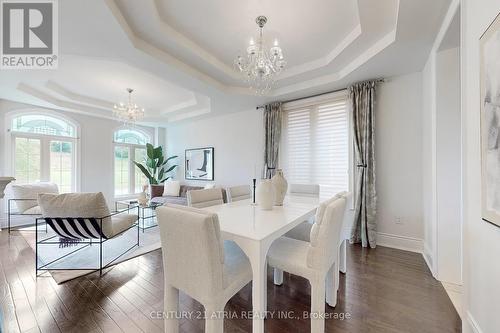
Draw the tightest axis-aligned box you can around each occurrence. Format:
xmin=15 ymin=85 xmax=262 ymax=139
xmin=233 ymin=238 xmax=272 ymax=333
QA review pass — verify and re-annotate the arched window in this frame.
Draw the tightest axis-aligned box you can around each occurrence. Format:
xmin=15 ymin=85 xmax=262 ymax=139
xmin=114 ymin=129 xmax=148 ymax=145
xmin=113 ymin=128 xmax=150 ymax=196
xmin=11 ymin=113 xmax=78 ymax=193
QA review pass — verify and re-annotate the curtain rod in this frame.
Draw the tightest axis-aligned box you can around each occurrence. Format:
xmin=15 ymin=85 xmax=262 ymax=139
xmin=256 ymin=78 xmax=385 ymax=110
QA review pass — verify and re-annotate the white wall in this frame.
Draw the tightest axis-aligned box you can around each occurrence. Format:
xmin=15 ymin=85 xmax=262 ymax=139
xmin=436 ymin=47 xmax=462 ymax=285
xmin=422 ymin=55 xmax=437 ymax=271
xmin=462 ymin=0 xmax=500 ymax=331
xmin=167 ymin=109 xmax=265 ymax=187
xmin=168 ymin=75 xmax=426 ymax=252
xmin=375 ymin=72 xmax=424 ymax=250
xmin=0 ymin=99 xmax=159 ymax=215
xmin=420 ymin=1 xmax=461 ymax=279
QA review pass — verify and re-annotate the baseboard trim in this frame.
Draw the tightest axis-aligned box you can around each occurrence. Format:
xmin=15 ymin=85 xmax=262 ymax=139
xmin=466 ymin=311 xmax=483 ymax=333
xmin=422 ymin=244 xmax=436 ymax=277
xmin=376 ymin=232 xmax=423 ymax=253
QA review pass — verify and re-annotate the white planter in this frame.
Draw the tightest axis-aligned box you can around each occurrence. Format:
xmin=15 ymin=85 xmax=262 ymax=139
xmin=256 ymin=180 xmax=274 ymax=210
xmin=271 ymin=169 xmax=288 ymax=206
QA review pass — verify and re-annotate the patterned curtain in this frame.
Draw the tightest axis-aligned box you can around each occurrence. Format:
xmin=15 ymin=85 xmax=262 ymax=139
xmin=349 ymin=81 xmax=377 ymax=248
xmin=263 ymin=102 xmax=283 ymax=178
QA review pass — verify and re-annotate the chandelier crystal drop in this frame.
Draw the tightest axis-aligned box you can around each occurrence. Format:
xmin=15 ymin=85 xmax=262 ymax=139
xmin=113 ymin=88 xmax=145 ymax=124
xmin=234 ymin=16 xmax=286 ymax=94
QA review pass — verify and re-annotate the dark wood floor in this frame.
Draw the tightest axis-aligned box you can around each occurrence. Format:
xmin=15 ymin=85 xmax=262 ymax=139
xmin=0 ymin=229 xmax=461 ymax=333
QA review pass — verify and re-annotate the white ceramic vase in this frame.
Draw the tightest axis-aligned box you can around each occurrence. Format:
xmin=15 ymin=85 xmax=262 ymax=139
xmin=138 ymin=191 xmax=148 ymax=206
xmin=256 ymin=179 xmax=275 ymax=210
xmin=271 ymin=169 xmax=288 ymax=206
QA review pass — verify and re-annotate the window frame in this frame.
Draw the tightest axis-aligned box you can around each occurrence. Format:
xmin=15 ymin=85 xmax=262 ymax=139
xmin=112 ymin=127 xmax=151 ymax=198
xmin=6 ymin=110 xmax=80 ymax=193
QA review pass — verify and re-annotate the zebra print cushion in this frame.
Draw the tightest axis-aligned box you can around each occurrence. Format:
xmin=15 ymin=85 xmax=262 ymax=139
xmin=44 ymin=217 xmax=108 ymax=240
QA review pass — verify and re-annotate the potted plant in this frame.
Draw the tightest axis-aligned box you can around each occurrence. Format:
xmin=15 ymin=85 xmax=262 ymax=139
xmin=134 ymin=143 xmax=178 ymax=198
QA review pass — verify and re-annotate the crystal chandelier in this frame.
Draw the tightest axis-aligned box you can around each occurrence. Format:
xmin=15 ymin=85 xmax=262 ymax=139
xmin=113 ymin=88 xmax=145 ymax=124
xmin=235 ymin=16 xmax=286 ymax=94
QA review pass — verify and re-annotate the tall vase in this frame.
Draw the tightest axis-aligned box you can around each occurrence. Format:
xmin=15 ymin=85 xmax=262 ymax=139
xmin=256 ymin=179 xmax=274 ymax=210
xmin=271 ymin=169 xmax=288 ymax=206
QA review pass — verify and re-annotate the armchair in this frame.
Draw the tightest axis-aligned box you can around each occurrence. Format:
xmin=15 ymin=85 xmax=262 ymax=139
xmin=35 ymin=192 xmax=139 ymax=276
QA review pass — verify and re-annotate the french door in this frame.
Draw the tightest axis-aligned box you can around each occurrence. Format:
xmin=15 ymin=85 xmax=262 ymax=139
xmin=13 ymin=134 xmax=76 ymax=193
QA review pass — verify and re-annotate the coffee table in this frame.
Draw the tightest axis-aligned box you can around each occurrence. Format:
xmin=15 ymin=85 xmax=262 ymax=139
xmin=115 ymin=200 xmax=162 ymax=232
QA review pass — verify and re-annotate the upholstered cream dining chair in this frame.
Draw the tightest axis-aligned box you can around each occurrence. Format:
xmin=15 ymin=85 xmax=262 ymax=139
xmin=267 ymin=196 xmax=347 ymax=333
xmin=284 ymin=184 xmax=320 ymax=241
xmin=289 ymin=183 xmax=320 ymax=197
xmin=156 ymin=204 xmax=252 ymax=333
xmin=187 ymin=188 xmax=224 ymax=208
xmin=225 ymin=185 xmax=251 ymax=202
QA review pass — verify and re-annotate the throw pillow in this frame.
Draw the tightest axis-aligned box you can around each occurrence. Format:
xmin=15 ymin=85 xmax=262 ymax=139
xmin=163 ymin=180 xmax=181 ymax=196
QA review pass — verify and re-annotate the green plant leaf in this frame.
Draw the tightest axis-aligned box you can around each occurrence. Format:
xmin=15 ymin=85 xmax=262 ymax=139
xmin=164 ymin=164 xmax=178 ymax=173
xmin=164 ymin=155 xmax=178 ymax=164
xmin=146 ymin=158 xmax=156 ymax=169
xmin=158 ymin=168 xmax=165 ymax=181
xmin=160 ymin=176 xmax=172 ymax=183
xmin=153 ymin=146 xmax=162 ymax=159
xmin=133 ymin=161 xmax=153 ymax=183
xmin=146 ymin=143 xmax=154 ymax=159
xmin=156 ymin=156 xmax=164 ymax=167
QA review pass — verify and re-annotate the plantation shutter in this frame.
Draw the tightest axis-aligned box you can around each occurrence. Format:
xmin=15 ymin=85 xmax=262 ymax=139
xmin=281 ymin=91 xmax=350 ymax=197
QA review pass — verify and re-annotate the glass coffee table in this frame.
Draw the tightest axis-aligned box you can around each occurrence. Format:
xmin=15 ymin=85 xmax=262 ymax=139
xmin=115 ymin=200 xmax=162 ymax=232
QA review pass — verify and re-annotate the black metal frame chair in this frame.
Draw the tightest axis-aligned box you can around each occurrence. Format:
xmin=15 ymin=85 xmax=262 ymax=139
xmin=35 ymin=206 xmax=140 ymax=276
xmin=8 ymin=198 xmax=43 ymax=233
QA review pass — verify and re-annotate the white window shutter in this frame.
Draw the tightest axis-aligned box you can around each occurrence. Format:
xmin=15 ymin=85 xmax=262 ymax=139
xmin=281 ymin=94 xmax=349 ymax=197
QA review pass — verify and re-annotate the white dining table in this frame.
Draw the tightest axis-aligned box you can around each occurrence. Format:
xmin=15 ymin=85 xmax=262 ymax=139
xmin=203 ymin=194 xmax=348 ymax=333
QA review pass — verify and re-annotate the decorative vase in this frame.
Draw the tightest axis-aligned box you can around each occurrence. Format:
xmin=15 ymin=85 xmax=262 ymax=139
xmin=271 ymin=169 xmax=288 ymax=206
xmin=138 ymin=191 xmax=148 ymax=206
xmin=256 ymin=179 xmax=274 ymax=210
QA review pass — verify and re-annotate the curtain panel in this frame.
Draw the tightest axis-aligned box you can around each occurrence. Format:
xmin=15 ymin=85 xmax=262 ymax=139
xmin=263 ymin=102 xmax=283 ymax=178
xmin=349 ymin=81 xmax=377 ymax=248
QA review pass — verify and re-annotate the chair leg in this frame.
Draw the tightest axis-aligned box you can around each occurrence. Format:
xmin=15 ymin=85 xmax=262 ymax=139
xmin=310 ymin=276 xmax=326 ymax=333
xmin=326 ymin=264 xmax=337 ymax=307
xmin=273 ymin=268 xmax=283 ymax=285
xmin=204 ymin=303 xmax=224 ymax=333
xmin=164 ymin=284 xmax=180 ymax=333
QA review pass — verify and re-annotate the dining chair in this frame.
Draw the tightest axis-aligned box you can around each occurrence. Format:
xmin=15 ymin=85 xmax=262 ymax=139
xmin=157 ymin=204 xmax=252 ymax=333
xmin=289 ymin=183 xmax=320 ymax=197
xmin=284 ymin=183 xmax=320 ymax=241
xmin=187 ymin=188 xmax=224 ymax=208
xmin=267 ymin=196 xmax=346 ymax=333
xmin=226 ymin=185 xmax=251 ymax=202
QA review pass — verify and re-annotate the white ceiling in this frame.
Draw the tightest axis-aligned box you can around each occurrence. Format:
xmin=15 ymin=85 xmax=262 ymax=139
xmin=0 ymin=0 xmax=452 ymax=124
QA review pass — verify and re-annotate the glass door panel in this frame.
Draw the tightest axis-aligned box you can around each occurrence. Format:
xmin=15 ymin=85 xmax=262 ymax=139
xmin=50 ymin=141 xmax=73 ymax=193
xmin=14 ymin=137 xmax=41 ymax=184
xmin=134 ymin=147 xmax=147 ymax=194
xmin=114 ymin=146 xmax=130 ymax=195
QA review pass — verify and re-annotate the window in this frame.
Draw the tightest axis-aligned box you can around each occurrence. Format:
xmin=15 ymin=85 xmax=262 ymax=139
xmin=11 ymin=114 xmax=77 ymax=193
xmin=281 ymin=91 xmax=350 ymax=197
xmin=113 ymin=128 xmax=150 ymax=196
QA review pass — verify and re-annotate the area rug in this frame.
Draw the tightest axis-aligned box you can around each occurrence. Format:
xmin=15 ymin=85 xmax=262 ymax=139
xmin=19 ymin=226 xmax=161 ymax=284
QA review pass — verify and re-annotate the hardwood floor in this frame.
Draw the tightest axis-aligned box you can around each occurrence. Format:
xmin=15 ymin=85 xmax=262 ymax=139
xmin=0 ymin=230 xmax=461 ymax=333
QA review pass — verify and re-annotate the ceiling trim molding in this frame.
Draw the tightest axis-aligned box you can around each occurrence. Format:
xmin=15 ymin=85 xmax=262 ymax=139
xmin=152 ymin=0 xmax=241 ymax=80
xmin=45 ymin=81 xmax=114 ymax=111
xmin=279 ymin=24 xmax=363 ymax=80
xmin=17 ymin=83 xmax=118 ymax=121
xmin=18 ymin=81 xmax=211 ymax=124
xmin=105 ymin=0 xmax=401 ymax=97
xmin=167 ymin=108 xmax=210 ymax=122
xmin=104 ymin=0 xmax=246 ymax=93
xmin=271 ymin=28 xmax=397 ymax=96
xmin=160 ymin=98 xmax=198 ymax=115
